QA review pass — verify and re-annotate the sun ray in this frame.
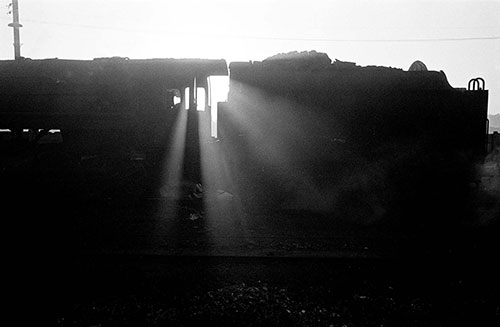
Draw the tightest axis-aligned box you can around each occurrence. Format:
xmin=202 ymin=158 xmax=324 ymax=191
xmin=217 ymin=80 xmax=345 ymax=212
xmin=151 ymin=107 xmax=188 ymax=251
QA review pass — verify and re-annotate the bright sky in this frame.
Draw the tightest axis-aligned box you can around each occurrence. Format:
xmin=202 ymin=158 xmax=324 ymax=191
xmin=1 ymin=0 xmax=499 ymax=114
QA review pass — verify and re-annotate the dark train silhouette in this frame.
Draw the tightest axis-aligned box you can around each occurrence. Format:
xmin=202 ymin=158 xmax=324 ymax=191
xmin=0 ymin=57 xmax=227 ymax=151
xmin=0 ymin=52 xmax=490 ymax=226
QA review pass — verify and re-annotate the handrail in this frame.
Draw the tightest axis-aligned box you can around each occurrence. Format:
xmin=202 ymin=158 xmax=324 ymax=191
xmin=468 ymin=77 xmax=485 ymax=91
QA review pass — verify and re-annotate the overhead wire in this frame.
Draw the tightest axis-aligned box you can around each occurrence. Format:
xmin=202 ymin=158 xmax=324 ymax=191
xmin=1 ymin=16 xmax=499 ymax=43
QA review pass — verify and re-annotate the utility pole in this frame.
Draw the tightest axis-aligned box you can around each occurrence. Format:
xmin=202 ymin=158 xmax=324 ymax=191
xmin=8 ymin=0 xmax=22 ymax=60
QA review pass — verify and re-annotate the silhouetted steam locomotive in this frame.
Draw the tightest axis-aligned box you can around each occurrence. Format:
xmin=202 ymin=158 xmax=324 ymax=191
xmin=0 ymin=57 xmax=227 ymax=150
xmin=0 ymin=53 xmax=488 ymax=153
xmin=0 ymin=52 xmax=490 ymax=224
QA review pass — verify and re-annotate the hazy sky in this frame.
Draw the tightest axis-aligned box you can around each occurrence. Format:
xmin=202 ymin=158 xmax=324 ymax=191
xmin=1 ymin=0 xmax=499 ymax=114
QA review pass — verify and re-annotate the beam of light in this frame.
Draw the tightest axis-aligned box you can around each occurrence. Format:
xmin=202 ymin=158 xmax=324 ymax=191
xmin=192 ymin=74 xmax=254 ymax=254
xmin=218 ymin=80 xmax=336 ymax=212
xmin=216 ymin=80 xmax=391 ymax=224
xmin=159 ymin=108 xmax=188 ymax=201
xmin=151 ymin=107 xmax=188 ymax=251
xmin=198 ymin=103 xmax=251 ymax=251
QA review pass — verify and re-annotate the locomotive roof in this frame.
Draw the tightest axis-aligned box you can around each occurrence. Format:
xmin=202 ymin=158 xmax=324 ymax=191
xmin=0 ymin=57 xmax=228 ymax=95
xmin=228 ymin=60 xmax=454 ymax=91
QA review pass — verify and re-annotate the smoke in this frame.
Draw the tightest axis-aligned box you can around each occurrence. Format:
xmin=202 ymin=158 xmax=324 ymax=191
xmin=474 ymin=141 xmax=500 ymax=226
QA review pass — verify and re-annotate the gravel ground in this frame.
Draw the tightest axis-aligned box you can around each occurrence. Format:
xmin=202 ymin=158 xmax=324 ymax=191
xmin=54 ymin=272 xmax=498 ymax=327
xmin=56 ymin=282 xmax=434 ymax=327
xmin=43 ymin=252 xmax=499 ymax=327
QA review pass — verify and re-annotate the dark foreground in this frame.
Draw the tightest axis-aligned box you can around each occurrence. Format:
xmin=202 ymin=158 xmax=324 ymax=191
xmin=2 ymin=141 xmax=499 ymax=326
xmin=45 ymin=253 xmax=497 ymax=327
xmin=7 ymin=189 xmax=499 ymax=327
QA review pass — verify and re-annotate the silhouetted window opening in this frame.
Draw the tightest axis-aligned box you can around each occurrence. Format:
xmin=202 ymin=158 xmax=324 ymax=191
xmin=183 ymin=86 xmax=206 ymax=111
xmin=207 ymin=75 xmax=229 ymax=138
xmin=184 ymin=87 xmax=190 ymax=110
xmin=197 ymin=87 xmax=206 ymax=111
xmin=166 ymin=89 xmax=181 ymax=109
